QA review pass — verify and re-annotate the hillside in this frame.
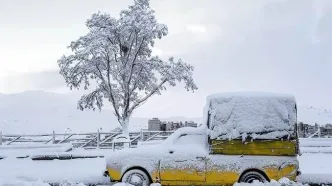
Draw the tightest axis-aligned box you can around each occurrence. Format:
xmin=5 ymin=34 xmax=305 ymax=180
xmin=297 ymin=106 xmax=332 ymax=125
xmin=0 ymin=91 xmax=330 ymax=134
xmin=0 ymin=91 xmax=201 ymax=134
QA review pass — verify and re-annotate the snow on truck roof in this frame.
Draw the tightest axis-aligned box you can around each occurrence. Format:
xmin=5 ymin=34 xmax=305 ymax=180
xmin=204 ymin=91 xmax=297 ymax=140
xmin=206 ymin=91 xmax=296 ymax=100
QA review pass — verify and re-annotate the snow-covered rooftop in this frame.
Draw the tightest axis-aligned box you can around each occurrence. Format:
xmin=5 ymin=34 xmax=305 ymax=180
xmin=204 ymin=92 xmax=297 ymax=140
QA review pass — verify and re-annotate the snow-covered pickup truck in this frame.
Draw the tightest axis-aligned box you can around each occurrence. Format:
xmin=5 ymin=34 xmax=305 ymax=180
xmin=104 ymin=92 xmax=301 ymax=186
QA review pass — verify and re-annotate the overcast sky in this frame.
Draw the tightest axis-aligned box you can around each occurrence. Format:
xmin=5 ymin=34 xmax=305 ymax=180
xmin=0 ymin=0 xmax=332 ymax=118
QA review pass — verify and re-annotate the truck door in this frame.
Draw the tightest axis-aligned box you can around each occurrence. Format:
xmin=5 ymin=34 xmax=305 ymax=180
xmin=159 ymin=134 xmax=207 ymax=184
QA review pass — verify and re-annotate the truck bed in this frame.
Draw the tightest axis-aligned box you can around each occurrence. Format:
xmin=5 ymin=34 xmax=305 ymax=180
xmin=210 ymin=139 xmax=298 ymax=156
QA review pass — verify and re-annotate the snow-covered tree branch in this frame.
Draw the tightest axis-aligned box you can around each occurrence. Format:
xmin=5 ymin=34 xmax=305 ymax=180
xmin=57 ymin=0 xmax=198 ymax=136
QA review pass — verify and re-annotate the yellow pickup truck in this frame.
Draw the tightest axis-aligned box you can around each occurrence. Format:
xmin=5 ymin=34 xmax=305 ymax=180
xmin=104 ymin=92 xmax=301 ymax=186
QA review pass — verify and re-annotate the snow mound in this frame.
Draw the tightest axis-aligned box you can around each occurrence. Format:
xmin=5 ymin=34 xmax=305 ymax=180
xmin=234 ymin=178 xmax=308 ymax=186
xmin=113 ymin=183 xmax=134 ymax=186
xmin=0 ymin=179 xmax=89 ymax=186
xmin=59 ymin=180 xmax=86 ymax=186
xmin=112 ymin=183 xmax=161 ymax=186
xmin=0 ymin=179 xmax=50 ymax=186
xmin=204 ymin=92 xmax=297 ymax=140
xmin=150 ymin=184 xmax=161 ymax=186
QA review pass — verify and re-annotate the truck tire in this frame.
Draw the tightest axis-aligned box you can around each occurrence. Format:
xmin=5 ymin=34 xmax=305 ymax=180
xmin=121 ymin=169 xmax=151 ymax=186
xmin=239 ymin=171 xmax=268 ymax=183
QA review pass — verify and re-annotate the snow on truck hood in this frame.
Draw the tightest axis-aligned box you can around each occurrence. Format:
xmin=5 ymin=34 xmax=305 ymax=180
xmin=203 ymin=91 xmax=297 ymax=140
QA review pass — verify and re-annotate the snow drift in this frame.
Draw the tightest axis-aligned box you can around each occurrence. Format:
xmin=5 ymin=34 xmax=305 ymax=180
xmin=204 ymin=92 xmax=297 ymax=140
xmin=234 ymin=178 xmax=307 ymax=186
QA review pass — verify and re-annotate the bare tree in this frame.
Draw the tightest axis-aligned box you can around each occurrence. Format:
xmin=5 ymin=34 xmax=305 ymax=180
xmin=57 ymin=0 xmax=197 ymax=138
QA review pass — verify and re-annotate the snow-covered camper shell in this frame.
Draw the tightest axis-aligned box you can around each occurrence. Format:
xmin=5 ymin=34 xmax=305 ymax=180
xmin=104 ymin=92 xmax=300 ymax=186
xmin=204 ymin=92 xmax=299 ymax=156
xmin=205 ymin=92 xmax=297 ymax=140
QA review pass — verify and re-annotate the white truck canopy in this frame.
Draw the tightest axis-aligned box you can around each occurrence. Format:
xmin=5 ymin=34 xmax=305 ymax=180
xmin=203 ymin=92 xmax=297 ymax=140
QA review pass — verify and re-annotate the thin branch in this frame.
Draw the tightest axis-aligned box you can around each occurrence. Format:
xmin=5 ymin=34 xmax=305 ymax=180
xmin=124 ymin=31 xmax=136 ymax=67
xmin=122 ymin=37 xmax=145 ymax=115
xmin=90 ymin=50 xmax=121 ymax=120
xmin=68 ymin=60 xmax=83 ymax=74
xmin=130 ymin=64 xmax=145 ymax=93
xmin=116 ymin=35 xmax=123 ymax=58
xmin=128 ymin=79 xmax=167 ymax=113
xmin=114 ymin=54 xmax=118 ymax=63
xmin=127 ymin=37 xmax=145 ymax=84
xmin=107 ymin=37 xmax=115 ymax=45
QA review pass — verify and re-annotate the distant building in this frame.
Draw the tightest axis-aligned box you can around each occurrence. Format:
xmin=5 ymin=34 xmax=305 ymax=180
xmin=298 ymin=122 xmax=332 ymax=138
xmin=320 ymin=124 xmax=332 ymax=137
xmin=160 ymin=123 xmax=166 ymax=131
xmin=148 ymin=118 xmax=162 ymax=131
xmin=148 ymin=118 xmax=198 ymax=131
xmin=185 ymin=121 xmax=197 ymax=128
xmin=298 ymin=122 xmax=318 ymax=137
xmin=165 ymin=122 xmax=179 ymax=131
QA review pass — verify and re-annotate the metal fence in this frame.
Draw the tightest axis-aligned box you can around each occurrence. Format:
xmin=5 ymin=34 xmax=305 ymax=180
xmin=0 ymin=130 xmax=174 ymax=149
xmin=1 ymin=130 xmax=332 ymax=151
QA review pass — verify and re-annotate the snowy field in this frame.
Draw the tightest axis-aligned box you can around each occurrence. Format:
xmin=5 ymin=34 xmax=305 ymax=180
xmin=0 ymin=149 xmax=331 ymax=186
xmin=0 ymin=156 xmax=109 ymax=185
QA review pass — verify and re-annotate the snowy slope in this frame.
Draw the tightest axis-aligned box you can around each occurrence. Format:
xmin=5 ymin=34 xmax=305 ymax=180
xmin=297 ymin=106 xmax=332 ymax=125
xmin=0 ymin=91 xmax=201 ymax=134
xmin=0 ymin=91 xmax=119 ymax=134
xmin=0 ymin=91 xmax=330 ymax=134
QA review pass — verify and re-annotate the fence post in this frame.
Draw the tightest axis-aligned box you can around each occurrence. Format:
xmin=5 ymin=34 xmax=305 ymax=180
xmin=97 ymin=129 xmax=100 ymax=149
xmin=0 ymin=131 xmax=2 ymax=146
xmin=52 ymin=130 xmax=56 ymax=144
xmin=140 ymin=129 xmax=144 ymax=141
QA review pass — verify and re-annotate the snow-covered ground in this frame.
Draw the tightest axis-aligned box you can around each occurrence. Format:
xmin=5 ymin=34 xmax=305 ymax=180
xmin=0 ymin=156 xmax=110 ymax=185
xmin=0 ymin=150 xmax=331 ymax=185
xmin=297 ymin=153 xmax=332 ymax=184
xmin=0 ymin=178 xmax=308 ymax=186
xmin=0 ymin=132 xmax=331 ymax=185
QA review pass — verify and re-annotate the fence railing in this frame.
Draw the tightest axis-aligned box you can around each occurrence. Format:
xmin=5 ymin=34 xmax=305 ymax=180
xmin=1 ymin=130 xmax=332 ymax=151
xmin=0 ymin=130 xmax=174 ymax=149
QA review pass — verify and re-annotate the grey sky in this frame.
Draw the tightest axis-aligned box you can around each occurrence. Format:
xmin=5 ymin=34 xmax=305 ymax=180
xmin=0 ymin=0 xmax=331 ymax=118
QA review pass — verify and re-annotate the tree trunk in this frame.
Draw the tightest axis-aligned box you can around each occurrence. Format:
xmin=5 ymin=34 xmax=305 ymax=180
xmin=120 ymin=117 xmax=130 ymax=148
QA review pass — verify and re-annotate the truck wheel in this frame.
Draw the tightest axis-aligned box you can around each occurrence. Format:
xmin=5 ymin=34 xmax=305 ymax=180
xmin=239 ymin=171 xmax=268 ymax=183
xmin=121 ymin=169 xmax=151 ymax=186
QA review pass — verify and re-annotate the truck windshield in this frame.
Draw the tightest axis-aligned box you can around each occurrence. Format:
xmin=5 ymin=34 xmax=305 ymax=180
xmin=174 ymin=134 xmax=206 ymax=146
